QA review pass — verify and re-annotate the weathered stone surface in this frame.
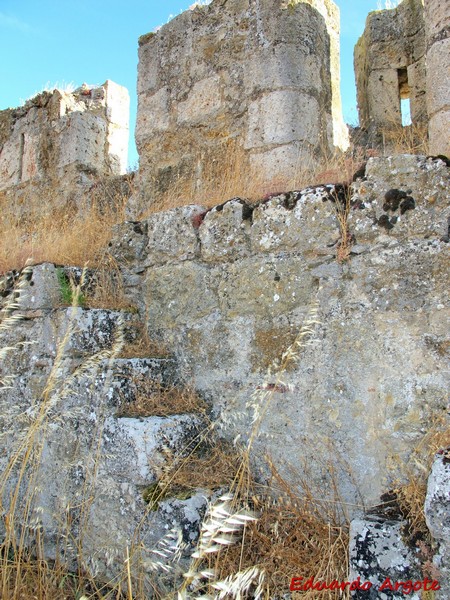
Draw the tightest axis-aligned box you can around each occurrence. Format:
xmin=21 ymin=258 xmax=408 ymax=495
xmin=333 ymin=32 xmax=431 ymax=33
xmin=199 ymin=200 xmax=252 ymax=262
xmin=350 ymin=155 xmax=450 ymax=243
xmin=134 ymin=0 xmax=348 ymax=214
xmin=0 ymin=293 xmax=204 ymax=586
xmin=144 ymin=205 xmax=206 ymax=266
xmin=349 ymin=517 xmax=421 ymax=599
xmin=425 ymin=453 xmax=450 ymax=600
xmin=249 ymin=188 xmax=339 ymax=255
xmin=109 ymin=154 xmax=450 ymax=512
xmin=425 ymin=0 xmax=450 ymax=156
xmin=0 ymin=81 xmax=129 ymax=211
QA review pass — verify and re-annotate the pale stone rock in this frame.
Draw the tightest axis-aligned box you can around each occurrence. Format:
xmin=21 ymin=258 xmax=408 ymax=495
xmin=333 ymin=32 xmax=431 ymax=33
xmin=425 ymin=454 xmax=450 ymax=600
xmin=177 ymin=76 xmax=222 ymax=125
xmin=0 ymin=81 xmax=129 ymax=209
xmin=136 ymin=88 xmax=171 ymax=139
xmin=144 ymin=205 xmax=206 ymax=266
xmin=245 ymin=90 xmax=320 ymax=149
xmin=199 ymin=199 xmax=252 ymax=262
xmin=354 ymin=0 xmax=428 ymax=147
xmin=349 ymin=517 xmax=421 ymax=599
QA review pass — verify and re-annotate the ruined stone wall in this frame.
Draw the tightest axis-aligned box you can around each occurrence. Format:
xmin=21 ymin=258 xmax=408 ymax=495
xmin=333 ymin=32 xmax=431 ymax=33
xmin=425 ymin=0 xmax=450 ymax=156
xmin=135 ymin=0 xmax=348 ymax=213
xmin=0 ymin=80 xmax=129 ymax=210
xmin=354 ymin=0 xmax=427 ymax=147
xmin=111 ymin=154 xmax=450 ymax=511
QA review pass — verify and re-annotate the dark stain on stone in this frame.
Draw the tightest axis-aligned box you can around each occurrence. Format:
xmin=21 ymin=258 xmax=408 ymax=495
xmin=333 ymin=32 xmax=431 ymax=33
xmin=440 ymin=216 xmax=450 ymax=242
xmin=281 ymin=192 xmax=298 ymax=210
xmin=428 ymin=154 xmax=450 ymax=167
xmin=383 ymin=189 xmax=407 ymax=212
xmin=352 ymin=200 xmax=366 ymax=210
xmin=377 ymin=214 xmax=395 ymax=230
xmin=399 ymin=196 xmax=416 ymax=214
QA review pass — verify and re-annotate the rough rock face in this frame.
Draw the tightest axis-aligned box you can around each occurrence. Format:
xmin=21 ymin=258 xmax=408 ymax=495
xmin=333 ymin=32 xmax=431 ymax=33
xmin=0 ymin=264 xmax=206 ymax=586
xmin=425 ymin=0 xmax=450 ymax=156
xmin=0 ymin=81 xmax=129 ymax=211
xmin=425 ymin=453 xmax=450 ymax=600
xmin=134 ymin=0 xmax=348 ymax=214
xmin=349 ymin=517 xmax=421 ymax=599
xmin=111 ymin=154 xmax=450 ymax=512
xmin=354 ymin=0 xmax=427 ymax=148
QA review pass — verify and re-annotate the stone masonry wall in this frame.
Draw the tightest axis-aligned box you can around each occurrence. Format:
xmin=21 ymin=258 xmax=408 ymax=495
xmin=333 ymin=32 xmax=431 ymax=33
xmin=0 ymin=80 xmax=129 ymax=210
xmin=354 ymin=0 xmax=427 ymax=148
xmin=111 ymin=154 xmax=450 ymax=512
xmin=425 ymin=0 xmax=450 ymax=157
xmin=135 ymin=0 xmax=349 ymax=213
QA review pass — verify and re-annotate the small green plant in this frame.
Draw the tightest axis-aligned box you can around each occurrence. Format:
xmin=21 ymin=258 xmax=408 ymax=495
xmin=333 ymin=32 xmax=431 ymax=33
xmin=56 ymin=267 xmax=86 ymax=307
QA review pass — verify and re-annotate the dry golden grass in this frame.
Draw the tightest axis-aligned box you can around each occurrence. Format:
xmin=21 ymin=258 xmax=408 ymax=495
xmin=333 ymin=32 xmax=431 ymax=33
xmin=0 ymin=179 xmax=129 ymax=274
xmin=140 ymin=141 xmax=367 ymax=218
xmin=380 ymin=121 xmax=429 ymax=156
xmin=83 ymin=257 xmax=138 ymax=313
xmin=119 ymin=320 xmax=170 ymax=360
xmin=116 ymin=383 xmax=206 ymax=418
xmin=206 ymin=465 xmax=350 ymax=600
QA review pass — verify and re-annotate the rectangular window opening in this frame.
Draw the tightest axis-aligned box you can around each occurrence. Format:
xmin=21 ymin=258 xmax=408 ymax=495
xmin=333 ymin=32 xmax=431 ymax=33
xmin=398 ymin=67 xmax=412 ymax=126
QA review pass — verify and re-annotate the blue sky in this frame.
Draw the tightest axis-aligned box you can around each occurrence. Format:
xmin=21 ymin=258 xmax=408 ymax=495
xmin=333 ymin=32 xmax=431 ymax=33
xmin=0 ymin=0 xmax=385 ymax=168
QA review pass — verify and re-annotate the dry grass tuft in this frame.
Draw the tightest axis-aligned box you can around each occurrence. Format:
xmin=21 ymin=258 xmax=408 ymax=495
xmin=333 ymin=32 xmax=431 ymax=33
xmin=83 ymin=256 xmax=135 ymax=312
xmin=207 ymin=465 xmax=350 ymax=599
xmin=116 ymin=383 xmax=207 ymax=418
xmin=0 ymin=177 xmax=130 ymax=274
xmin=392 ymin=411 xmax=450 ymax=551
xmin=119 ymin=321 xmax=170 ymax=359
xmin=380 ymin=121 xmax=429 ymax=156
xmin=140 ymin=143 xmax=367 ymax=218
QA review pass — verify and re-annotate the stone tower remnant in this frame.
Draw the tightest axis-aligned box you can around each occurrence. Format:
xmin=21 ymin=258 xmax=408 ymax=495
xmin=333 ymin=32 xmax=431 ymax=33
xmin=0 ymin=80 xmax=129 ymax=210
xmin=354 ymin=0 xmax=449 ymax=156
xmin=135 ymin=0 xmax=349 ymax=212
xmin=354 ymin=0 xmax=427 ymax=149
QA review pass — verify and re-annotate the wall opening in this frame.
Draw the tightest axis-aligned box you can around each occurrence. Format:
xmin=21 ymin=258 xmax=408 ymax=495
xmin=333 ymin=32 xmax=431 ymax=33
xmin=398 ymin=67 xmax=412 ymax=126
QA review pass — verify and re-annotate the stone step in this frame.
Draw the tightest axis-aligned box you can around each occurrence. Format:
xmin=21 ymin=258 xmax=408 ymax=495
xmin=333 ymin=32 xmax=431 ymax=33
xmin=70 ymin=356 xmax=181 ymax=413
xmin=1 ymin=262 xmax=135 ymax=313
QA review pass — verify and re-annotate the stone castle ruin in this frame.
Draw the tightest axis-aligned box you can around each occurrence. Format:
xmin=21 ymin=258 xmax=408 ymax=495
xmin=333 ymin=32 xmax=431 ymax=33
xmin=0 ymin=0 xmax=448 ymax=212
xmin=355 ymin=0 xmax=450 ymax=156
xmin=0 ymin=0 xmax=449 ymax=596
xmin=0 ymin=80 xmax=129 ymax=210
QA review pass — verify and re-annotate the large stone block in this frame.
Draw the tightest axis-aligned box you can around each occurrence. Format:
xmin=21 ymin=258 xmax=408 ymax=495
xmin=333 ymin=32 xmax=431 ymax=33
xmin=245 ymin=90 xmax=320 ymax=149
xmin=349 ymin=517 xmax=421 ymax=599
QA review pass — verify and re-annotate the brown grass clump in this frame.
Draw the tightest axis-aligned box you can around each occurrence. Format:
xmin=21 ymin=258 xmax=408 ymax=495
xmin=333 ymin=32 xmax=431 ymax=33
xmin=207 ymin=466 xmax=350 ymax=599
xmin=140 ymin=141 xmax=366 ymax=218
xmin=83 ymin=256 xmax=135 ymax=312
xmin=380 ymin=121 xmax=429 ymax=156
xmin=392 ymin=412 xmax=450 ymax=549
xmin=116 ymin=383 xmax=207 ymax=418
xmin=119 ymin=320 xmax=170 ymax=360
xmin=143 ymin=439 xmax=243 ymax=511
xmin=0 ymin=177 xmax=130 ymax=274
